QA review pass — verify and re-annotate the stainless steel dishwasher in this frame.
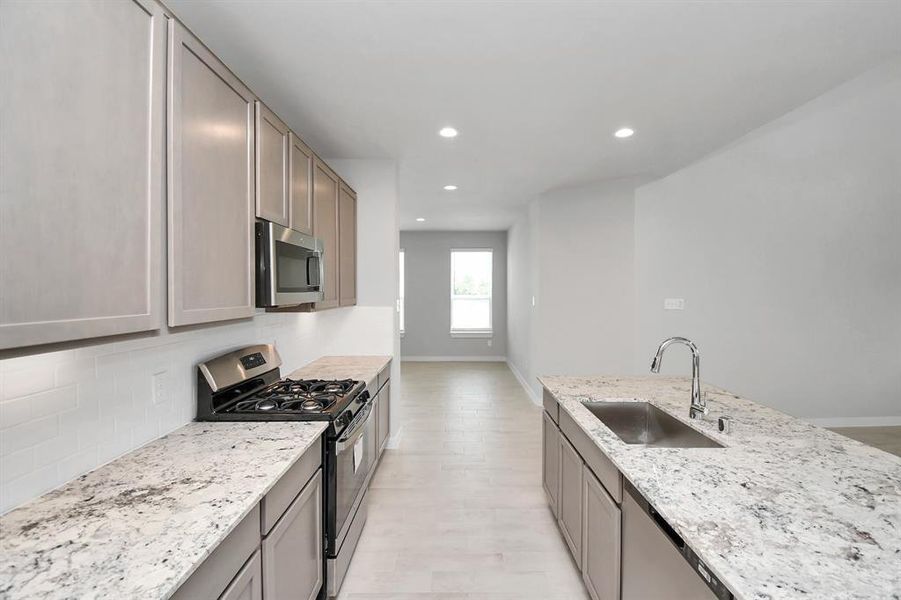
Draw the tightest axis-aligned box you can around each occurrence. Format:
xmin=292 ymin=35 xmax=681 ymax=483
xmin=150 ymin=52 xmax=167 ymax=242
xmin=621 ymin=481 xmax=733 ymax=600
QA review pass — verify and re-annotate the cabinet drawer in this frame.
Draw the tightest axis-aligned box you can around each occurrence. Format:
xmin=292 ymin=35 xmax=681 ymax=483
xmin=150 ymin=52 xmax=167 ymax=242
xmin=261 ymin=437 xmax=321 ymax=535
xmin=560 ymin=409 xmax=622 ymax=504
xmin=172 ymin=504 xmax=261 ymax=600
xmin=542 ymin=388 xmax=559 ymax=424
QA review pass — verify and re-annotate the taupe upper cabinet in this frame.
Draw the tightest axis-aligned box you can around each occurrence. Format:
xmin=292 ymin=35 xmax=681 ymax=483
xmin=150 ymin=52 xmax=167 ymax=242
xmin=338 ymin=184 xmax=357 ymax=306
xmin=312 ymin=158 xmax=340 ymax=309
xmin=0 ymin=0 xmax=165 ymax=350
xmin=255 ymin=102 xmax=289 ymax=227
xmin=168 ymin=20 xmax=256 ymax=327
xmin=289 ymin=133 xmax=313 ymax=235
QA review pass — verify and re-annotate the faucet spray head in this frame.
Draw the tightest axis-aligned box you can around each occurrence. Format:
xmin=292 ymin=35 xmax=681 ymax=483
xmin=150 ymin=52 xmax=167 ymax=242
xmin=650 ymin=355 xmax=661 ymax=373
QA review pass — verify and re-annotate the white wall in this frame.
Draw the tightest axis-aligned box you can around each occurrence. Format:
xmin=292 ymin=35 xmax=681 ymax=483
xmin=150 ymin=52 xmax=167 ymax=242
xmin=532 ymin=181 xmax=639 ymax=398
xmin=506 ymin=210 xmax=534 ymax=398
xmin=634 ymin=59 xmax=901 ymax=424
xmin=400 ymin=231 xmax=507 ymax=359
xmin=330 ymin=159 xmax=403 ymax=439
xmin=506 ymin=181 xmax=639 ymax=401
xmin=0 ymin=160 xmax=399 ymax=514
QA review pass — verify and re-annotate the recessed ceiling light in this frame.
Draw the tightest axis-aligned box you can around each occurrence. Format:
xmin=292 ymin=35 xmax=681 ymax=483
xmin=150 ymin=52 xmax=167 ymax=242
xmin=438 ymin=127 xmax=458 ymax=138
xmin=416 ymin=217 xmax=426 ymax=222
xmin=614 ymin=127 xmax=634 ymax=139
xmin=443 ymin=185 xmax=458 ymax=191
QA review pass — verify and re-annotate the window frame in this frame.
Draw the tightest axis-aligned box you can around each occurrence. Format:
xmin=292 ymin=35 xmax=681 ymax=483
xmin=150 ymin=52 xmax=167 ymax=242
xmin=449 ymin=248 xmax=493 ymax=338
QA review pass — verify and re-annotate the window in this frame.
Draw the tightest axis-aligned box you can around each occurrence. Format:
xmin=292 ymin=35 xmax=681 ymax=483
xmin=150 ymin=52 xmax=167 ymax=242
xmin=450 ymin=250 xmax=492 ymax=337
xmin=399 ymin=249 xmax=405 ymax=335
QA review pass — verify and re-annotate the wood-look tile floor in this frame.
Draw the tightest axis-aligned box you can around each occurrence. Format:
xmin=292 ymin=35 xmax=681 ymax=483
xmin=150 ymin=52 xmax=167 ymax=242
xmin=338 ymin=361 xmax=589 ymax=600
xmin=828 ymin=426 xmax=901 ymax=457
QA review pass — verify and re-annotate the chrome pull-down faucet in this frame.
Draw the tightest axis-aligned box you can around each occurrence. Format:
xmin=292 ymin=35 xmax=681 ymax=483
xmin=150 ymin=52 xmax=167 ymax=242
xmin=650 ymin=337 xmax=708 ymax=420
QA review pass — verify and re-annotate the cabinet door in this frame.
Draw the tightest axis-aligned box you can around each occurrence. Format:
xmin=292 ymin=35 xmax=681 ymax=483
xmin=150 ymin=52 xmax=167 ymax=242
xmin=288 ymin=133 xmax=313 ymax=234
xmin=312 ymin=159 xmax=339 ymax=309
xmin=0 ymin=0 xmax=164 ymax=349
xmin=582 ymin=467 xmax=621 ymax=600
xmin=255 ymin=102 xmax=289 ymax=226
xmin=220 ymin=550 xmax=263 ymax=600
xmin=168 ymin=21 xmax=256 ymax=326
xmin=377 ymin=381 xmax=390 ymax=454
xmin=338 ymin=184 xmax=357 ymax=306
xmin=558 ymin=434 xmax=583 ymax=568
xmin=262 ymin=470 xmax=323 ymax=600
xmin=542 ymin=411 xmax=560 ymax=517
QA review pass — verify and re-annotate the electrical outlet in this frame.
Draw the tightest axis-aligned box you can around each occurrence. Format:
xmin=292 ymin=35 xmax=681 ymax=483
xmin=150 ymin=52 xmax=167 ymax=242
xmin=664 ymin=298 xmax=685 ymax=310
xmin=487 ymin=339 xmax=493 ymax=347
xmin=152 ymin=371 xmax=169 ymax=405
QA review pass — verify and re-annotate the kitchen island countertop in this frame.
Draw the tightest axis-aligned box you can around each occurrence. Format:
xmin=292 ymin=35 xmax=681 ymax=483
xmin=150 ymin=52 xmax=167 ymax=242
xmin=540 ymin=375 xmax=901 ymax=600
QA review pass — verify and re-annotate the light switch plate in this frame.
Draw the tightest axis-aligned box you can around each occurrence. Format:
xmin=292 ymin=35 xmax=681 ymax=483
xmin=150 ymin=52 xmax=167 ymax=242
xmin=664 ymin=298 xmax=685 ymax=310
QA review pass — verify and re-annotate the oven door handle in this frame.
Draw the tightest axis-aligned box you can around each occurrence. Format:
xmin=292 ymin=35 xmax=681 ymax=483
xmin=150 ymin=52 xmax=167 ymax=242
xmin=335 ymin=399 xmax=374 ymax=452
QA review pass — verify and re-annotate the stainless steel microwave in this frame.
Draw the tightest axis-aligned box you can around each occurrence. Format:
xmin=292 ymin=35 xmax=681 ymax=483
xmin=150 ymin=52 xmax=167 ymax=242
xmin=255 ymin=220 xmax=324 ymax=308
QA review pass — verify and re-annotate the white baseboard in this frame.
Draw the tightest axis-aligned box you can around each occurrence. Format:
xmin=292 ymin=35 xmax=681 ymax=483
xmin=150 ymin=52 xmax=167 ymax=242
xmin=401 ymin=355 xmax=507 ymax=362
xmin=805 ymin=416 xmax=901 ymax=428
xmin=507 ymin=359 xmax=540 ymax=405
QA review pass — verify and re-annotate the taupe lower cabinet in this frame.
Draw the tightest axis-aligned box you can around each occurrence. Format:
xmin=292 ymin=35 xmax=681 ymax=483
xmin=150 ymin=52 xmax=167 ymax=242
xmin=173 ymin=440 xmax=323 ymax=600
xmin=376 ymin=380 xmax=391 ymax=454
xmin=338 ymin=185 xmax=357 ymax=306
xmin=168 ymin=20 xmax=256 ymax=327
xmin=582 ymin=468 xmax=621 ymax=600
xmin=255 ymin=102 xmax=290 ymax=227
xmin=558 ymin=435 xmax=584 ymax=568
xmin=542 ymin=411 xmax=561 ymax=517
xmin=220 ymin=550 xmax=263 ymax=600
xmin=262 ymin=471 xmax=323 ymax=600
xmin=542 ymin=393 xmax=623 ymax=600
xmin=0 ymin=0 xmax=165 ymax=349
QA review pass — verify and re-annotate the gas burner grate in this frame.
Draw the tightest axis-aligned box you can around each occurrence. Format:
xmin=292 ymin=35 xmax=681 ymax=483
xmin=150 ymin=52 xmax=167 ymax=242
xmin=230 ymin=379 xmax=357 ymax=414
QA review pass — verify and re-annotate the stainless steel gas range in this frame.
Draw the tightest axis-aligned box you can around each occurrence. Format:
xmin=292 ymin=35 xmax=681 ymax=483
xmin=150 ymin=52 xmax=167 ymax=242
xmin=196 ymin=344 xmax=377 ymax=598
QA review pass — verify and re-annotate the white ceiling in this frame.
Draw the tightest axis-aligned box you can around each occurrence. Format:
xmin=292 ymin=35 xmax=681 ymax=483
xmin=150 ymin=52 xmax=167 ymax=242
xmin=166 ymin=1 xmax=901 ymax=230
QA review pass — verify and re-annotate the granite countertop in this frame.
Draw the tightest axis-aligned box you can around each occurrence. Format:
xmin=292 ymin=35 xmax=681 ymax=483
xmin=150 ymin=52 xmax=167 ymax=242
xmin=289 ymin=355 xmax=392 ymax=387
xmin=0 ymin=354 xmax=392 ymax=600
xmin=0 ymin=420 xmax=327 ymax=600
xmin=539 ymin=375 xmax=901 ymax=600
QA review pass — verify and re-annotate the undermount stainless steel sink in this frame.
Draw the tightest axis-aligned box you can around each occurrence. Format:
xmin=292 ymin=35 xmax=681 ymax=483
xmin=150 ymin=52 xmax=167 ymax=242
xmin=582 ymin=402 xmax=723 ymax=448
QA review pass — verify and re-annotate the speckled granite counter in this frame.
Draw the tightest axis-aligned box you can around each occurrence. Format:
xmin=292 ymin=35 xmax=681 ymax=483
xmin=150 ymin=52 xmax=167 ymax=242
xmin=0 ymin=420 xmax=327 ymax=600
xmin=289 ymin=355 xmax=392 ymax=387
xmin=539 ymin=375 xmax=901 ymax=600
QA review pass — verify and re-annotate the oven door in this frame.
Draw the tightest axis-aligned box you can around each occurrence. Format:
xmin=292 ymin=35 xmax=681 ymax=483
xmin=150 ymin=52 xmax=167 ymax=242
xmin=331 ymin=398 xmax=377 ymax=554
xmin=255 ymin=220 xmax=324 ymax=307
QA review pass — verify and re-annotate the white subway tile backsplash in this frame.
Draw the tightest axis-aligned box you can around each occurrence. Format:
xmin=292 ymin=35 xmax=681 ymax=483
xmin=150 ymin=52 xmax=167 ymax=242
xmin=30 ymin=386 xmax=77 ymax=420
xmin=1 ymin=448 xmax=33 ymax=484
xmin=1 ymin=364 xmax=55 ymax=401
xmin=0 ymin=464 xmax=58 ymax=513
xmin=1 ymin=416 xmax=59 ymax=455
xmin=0 ymin=397 xmax=33 ymax=429
xmin=32 ymin=431 xmax=79 ymax=468
xmin=0 ymin=306 xmax=394 ymax=514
